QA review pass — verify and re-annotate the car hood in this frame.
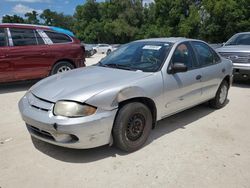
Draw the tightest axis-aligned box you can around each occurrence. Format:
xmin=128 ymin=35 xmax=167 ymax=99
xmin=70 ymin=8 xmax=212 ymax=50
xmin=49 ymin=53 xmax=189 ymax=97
xmin=216 ymin=45 xmax=250 ymax=53
xmin=31 ymin=66 xmax=152 ymax=103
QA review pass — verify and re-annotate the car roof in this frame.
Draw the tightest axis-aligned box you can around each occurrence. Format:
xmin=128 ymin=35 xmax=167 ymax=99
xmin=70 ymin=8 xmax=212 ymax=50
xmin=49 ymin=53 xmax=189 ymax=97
xmin=0 ymin=23 xmax=75 ymax=37
xmin=234 ymin=32 xmax=250 ymax=35
xmin=0 ymin=23 xmax=50 ymax=30
xmin=136 ymin=37 xmax=203 ymax=44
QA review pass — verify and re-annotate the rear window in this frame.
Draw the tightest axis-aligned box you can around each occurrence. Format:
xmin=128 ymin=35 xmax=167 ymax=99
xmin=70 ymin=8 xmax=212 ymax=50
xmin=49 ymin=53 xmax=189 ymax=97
xmin=44 ymin=31 xmax=72 ymax=44
xmin=10 ymin=28 xmax=38 ymax=46
xmin=0 ymin=28 xmax=7 ymax=47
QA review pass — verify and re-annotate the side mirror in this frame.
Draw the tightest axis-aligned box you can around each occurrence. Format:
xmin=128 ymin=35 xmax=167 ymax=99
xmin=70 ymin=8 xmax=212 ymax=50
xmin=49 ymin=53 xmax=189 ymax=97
xmin=169 ymin=63 xmax=188 ymax=74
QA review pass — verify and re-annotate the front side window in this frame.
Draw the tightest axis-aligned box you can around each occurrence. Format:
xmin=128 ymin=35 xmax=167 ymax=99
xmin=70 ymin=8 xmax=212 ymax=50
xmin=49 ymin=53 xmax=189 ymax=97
xmin=171 ymin=42 xmax=197 ymax=69
xmin=10 ymin=28 xmax=37 ymax=46
xmin=44 ymin=31 xmax=72 ymax=44
xmin=225 ymin=34 xmax=250 ymax=46
xmin=98 ymin=41 xmax=173 ymax=72
xmin=192 ymin=41 xmax=216 ymax=66
xmin=0 ymin=28 xmax=7 ymax=47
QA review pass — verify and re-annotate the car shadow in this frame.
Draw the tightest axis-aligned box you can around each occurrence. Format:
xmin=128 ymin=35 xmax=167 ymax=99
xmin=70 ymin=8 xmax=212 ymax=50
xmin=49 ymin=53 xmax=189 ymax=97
xmin=232 ymin=80 xmax=250 ymax=88
xmin=32 ymin=103 xmax=216 ymax=163
xmin=0 ymin=80 xmax=38 ymax=94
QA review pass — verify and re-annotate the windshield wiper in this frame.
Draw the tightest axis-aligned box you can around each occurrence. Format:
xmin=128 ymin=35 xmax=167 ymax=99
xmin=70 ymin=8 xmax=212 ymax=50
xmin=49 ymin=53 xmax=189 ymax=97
xmin=99 ymin=63 xmax=137 ymax=71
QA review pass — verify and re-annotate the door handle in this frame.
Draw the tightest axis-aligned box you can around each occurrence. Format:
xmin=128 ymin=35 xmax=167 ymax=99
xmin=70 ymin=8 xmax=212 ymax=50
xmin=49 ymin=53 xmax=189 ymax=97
xmin=196 ymin=75 xmax=202 ymax=80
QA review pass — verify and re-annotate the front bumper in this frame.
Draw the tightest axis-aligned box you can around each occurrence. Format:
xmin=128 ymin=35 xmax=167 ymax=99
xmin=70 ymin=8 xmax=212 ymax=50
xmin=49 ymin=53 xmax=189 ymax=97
xmin=18 ymin=93 xmax=117 ymax=149
xmin=233 ymin=63 xmax=250 ymax=80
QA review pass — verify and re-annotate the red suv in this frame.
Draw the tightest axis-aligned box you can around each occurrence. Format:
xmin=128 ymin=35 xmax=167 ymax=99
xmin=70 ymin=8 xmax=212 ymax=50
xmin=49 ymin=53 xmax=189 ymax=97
xmin=0 ymin=24 xmax=85 ymax=83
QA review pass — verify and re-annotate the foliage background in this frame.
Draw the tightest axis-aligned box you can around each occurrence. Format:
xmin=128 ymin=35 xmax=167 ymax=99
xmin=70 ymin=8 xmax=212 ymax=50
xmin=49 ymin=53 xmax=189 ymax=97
xmin=2 ymin=0 xmax=250 ymax=43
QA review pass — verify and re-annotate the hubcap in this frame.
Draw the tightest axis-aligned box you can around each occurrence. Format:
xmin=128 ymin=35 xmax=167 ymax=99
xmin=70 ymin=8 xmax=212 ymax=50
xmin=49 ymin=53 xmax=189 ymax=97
xmin=126 ymin=113 xmax=145 ymax=141
xmin=57 ymin=66 xmax=72 ymax=73
xmin=219 ymin=85 xmax=228 ymax=104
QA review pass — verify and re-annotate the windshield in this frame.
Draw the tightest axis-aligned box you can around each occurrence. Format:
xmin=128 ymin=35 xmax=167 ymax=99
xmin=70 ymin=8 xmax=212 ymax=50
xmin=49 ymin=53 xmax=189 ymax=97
xmin=98 ymin=41 xmax=173 ymax=72
xmin=225 ymin=33 xmax=250 ymax=46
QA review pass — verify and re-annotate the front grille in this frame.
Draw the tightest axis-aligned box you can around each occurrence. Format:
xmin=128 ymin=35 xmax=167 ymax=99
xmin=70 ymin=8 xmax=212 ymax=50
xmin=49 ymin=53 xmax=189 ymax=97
xmin=219 ymin=52 xmax=250 ymax=64
xmin=27 ymin=124 xmax=55 ymax=141
xmin=27 ymin=124 xmax=79 ymax=143
xmin=27 ymin=93 xmax=54 ymax=111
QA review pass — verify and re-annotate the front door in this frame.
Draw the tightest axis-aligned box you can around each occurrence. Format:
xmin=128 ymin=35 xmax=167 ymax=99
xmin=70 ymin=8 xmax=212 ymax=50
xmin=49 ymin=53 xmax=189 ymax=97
xmin=162 ymin=42 xmax=203 ymax=116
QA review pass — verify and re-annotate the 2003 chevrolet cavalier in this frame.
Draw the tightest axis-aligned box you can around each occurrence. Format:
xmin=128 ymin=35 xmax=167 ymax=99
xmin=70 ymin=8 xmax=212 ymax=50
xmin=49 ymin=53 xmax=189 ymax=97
xmin=19 ymin=38 xmax=233 ymax=152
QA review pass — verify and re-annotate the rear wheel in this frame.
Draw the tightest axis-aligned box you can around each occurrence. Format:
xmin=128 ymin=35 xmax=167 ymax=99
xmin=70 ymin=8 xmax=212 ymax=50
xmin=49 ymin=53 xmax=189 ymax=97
xmin=113 ymin=102 xmax=152 ymax=152
xmin=209 ymin=80 xmax=229 ymax=109
xmin=51 ymin=61 xmax=74 ymax=75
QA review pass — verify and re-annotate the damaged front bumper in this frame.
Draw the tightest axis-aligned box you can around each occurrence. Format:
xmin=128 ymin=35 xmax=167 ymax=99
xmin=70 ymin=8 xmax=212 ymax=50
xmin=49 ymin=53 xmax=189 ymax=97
xmin=18 ymin=92 xmax=117 ymax=149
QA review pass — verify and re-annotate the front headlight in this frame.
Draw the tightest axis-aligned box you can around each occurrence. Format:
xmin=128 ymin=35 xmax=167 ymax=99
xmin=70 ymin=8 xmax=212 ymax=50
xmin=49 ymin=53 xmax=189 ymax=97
xmin=54 ymin=101 xmax=97 ymax=117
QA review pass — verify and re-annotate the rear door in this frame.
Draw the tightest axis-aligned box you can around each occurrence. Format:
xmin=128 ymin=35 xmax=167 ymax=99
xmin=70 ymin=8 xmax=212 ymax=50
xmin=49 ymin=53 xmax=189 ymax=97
xmin=8 ymin=28 xmax=50 ymax=81
xmin=191 ymin=41 xmax=226 ymax=100
xmin=43 ymin=30 xmax=76 ymax=63
xmin=163 ymin=42 xmax=203 ymax=116
xmin=0 ymin=28 xmax=14 ymax=83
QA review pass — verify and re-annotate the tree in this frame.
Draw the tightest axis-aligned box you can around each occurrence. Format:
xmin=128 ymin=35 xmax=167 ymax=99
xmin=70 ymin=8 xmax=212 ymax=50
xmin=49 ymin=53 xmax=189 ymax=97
xmin=25 ymin=11 xmax=39 ymax=24
xmin=2 ymin=15 xmax=25 ymax=23
xmin=40 ymin=9 xmax=74 ymax=30
xmin=200 ymin=0 xmax=250 ymax=42
xmin=1 ymin=0 xmax=249 ymax=43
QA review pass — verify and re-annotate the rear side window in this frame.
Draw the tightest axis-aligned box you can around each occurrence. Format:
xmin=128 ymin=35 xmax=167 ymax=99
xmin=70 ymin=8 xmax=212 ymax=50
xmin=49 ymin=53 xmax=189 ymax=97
xmin=0 ymin=28 xmax=7 ymax=47
xmin=192 ymin=41 xmax=219 ymax=66
xmin=44 ymin=31 xmax=72 ymax=44
xmin=10 ymin=28 xmax=38 ymax=46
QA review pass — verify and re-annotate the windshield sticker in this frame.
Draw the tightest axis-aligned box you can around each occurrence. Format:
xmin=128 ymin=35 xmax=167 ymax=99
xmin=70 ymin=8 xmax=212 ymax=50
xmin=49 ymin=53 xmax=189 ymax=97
xmin=142 ymin=45 xmax=162 ymax=50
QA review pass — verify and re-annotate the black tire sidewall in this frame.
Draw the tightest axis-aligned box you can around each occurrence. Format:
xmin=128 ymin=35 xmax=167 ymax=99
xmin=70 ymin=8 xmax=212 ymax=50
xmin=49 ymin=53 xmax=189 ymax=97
xmin=51 ymin=61 xmax=74 ymax=75
xmin=211 ymin=81 xmax=229 ymax=108
xmin=113 ymin=102 xmax=152 ymax=152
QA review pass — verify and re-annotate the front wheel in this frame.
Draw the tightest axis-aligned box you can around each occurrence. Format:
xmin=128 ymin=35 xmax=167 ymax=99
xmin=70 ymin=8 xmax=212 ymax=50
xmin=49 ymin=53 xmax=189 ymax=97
xmin=209 ymin=80 xmax=229 ymax=109
xmin=112 ymin=102 xmax=152 ymax=152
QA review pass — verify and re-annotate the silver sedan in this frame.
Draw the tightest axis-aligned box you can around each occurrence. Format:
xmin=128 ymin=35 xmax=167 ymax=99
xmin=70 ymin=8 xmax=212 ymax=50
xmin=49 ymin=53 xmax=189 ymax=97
xmin=19 ymin=38 xmax=233 ymax=152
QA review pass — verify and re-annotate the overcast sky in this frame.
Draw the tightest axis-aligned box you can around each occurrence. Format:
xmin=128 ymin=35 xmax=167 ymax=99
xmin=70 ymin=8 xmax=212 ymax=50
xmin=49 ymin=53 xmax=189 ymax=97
xmin=0 ymin=0 xmax=154 ymax=22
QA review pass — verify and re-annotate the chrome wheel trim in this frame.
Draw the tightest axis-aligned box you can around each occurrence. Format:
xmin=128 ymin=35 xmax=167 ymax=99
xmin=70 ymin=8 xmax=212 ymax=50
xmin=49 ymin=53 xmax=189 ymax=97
xmin=219 ymin=85 xmax=228 ymax=104
xmin=57 ymin=66 xmax=72 ymax=73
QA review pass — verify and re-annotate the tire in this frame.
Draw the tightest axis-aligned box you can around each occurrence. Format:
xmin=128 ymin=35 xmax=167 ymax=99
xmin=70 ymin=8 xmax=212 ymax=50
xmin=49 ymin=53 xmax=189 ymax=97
xmin=113 ymin=102 xmax=152 ymax=152
xmin=107 ymin=49 xmax=111 ymax=55
xmin=51 ymin=61 xmax=74 ymax=75
xmin=209 ymin=80 xmax=229 ymax=109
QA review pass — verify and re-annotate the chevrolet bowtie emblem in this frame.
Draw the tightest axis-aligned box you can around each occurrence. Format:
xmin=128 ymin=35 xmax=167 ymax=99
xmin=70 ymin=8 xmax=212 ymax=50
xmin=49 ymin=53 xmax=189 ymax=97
xmin=228 ymin=55 xmax=239 ymax=60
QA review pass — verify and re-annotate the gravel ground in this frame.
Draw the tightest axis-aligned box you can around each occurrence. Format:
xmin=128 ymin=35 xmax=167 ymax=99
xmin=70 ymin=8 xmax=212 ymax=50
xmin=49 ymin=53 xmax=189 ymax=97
xmin=0 ymin=54 xmax=250 ymax=188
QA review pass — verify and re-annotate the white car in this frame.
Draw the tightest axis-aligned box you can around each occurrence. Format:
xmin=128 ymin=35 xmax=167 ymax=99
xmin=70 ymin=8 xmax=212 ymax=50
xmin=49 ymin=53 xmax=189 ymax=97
xmin=93 ymin=44 xmax=113 ymax=54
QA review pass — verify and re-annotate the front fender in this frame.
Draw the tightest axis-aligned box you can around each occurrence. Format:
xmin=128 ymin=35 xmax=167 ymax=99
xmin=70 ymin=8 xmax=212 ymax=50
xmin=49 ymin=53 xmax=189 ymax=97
xmin=86 ymin=86 xmax=148 ymax=110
